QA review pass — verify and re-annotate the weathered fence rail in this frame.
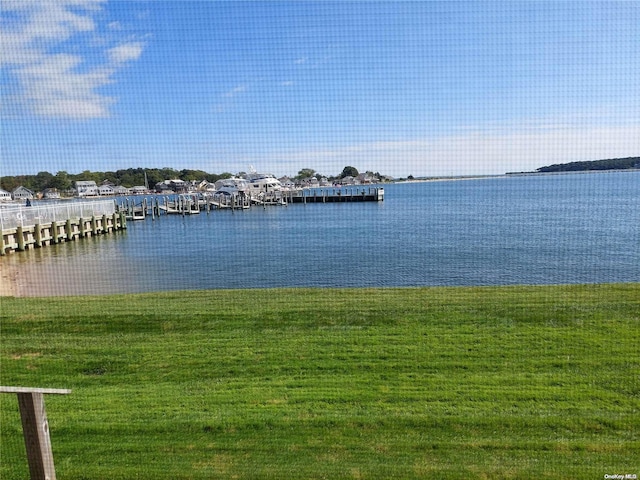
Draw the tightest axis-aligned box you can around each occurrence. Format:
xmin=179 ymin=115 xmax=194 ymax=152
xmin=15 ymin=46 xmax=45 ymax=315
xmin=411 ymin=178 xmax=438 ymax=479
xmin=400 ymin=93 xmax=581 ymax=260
xmin=0 ymin=200 xmax=125 ymax=255
xmin=0 ymin=200 xmax=116 ymax=230
xmin=1 ymin=386 xmax=71 ymax=480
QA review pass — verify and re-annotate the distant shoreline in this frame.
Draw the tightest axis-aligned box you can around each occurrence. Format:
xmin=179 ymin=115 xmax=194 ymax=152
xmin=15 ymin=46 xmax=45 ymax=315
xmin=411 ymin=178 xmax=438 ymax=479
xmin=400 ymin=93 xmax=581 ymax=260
xmin=399 ymin=168 xmax=640 ymax=183
xmin=505 ymin=168 xmax=640 ymax=177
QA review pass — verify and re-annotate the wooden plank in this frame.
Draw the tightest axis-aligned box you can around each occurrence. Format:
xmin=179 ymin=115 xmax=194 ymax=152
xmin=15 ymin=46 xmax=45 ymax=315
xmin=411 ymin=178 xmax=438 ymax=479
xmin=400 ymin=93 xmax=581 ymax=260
xmin=0 ymin=387 xmax=71 ymax=395
xmin=17 ymin=392 xmax=58 ymax=480
xmin=1 ymin=388 xmax=70 ymax=480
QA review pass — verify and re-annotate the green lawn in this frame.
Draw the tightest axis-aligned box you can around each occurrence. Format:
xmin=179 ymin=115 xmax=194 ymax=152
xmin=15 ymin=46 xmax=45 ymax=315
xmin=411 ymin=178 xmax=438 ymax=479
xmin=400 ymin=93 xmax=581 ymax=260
xmin=1 ymin=284 xmax=638 ymax=479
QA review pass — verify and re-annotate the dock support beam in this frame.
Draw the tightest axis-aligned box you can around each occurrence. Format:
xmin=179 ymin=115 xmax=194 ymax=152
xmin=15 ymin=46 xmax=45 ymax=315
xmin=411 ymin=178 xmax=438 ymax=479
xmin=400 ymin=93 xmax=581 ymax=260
xmin=16 ymin=226 xmax=25 ymax=251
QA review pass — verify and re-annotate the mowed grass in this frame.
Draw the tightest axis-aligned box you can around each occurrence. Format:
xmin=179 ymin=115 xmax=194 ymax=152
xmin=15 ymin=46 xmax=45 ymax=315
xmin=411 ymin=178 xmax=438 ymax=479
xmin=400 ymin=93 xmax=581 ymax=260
xmin=1 ymin=284 xmax=638 ymax=479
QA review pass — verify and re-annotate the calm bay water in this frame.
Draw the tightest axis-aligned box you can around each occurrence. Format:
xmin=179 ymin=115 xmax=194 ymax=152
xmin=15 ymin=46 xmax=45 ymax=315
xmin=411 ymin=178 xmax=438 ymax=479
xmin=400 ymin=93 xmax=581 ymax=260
xmin=6 ymin=171 xmax=639 ymax=296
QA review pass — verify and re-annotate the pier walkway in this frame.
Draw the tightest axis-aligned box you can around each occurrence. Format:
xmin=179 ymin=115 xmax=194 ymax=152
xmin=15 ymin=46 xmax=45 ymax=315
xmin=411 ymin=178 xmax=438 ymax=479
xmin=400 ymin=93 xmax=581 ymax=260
xmin=0 ymin=200 xmax=125 ymax=255
xmin=117 ymin=186 xmax=384 ymax=218
xmin=285 ymin=186 xmax=384 ymax=204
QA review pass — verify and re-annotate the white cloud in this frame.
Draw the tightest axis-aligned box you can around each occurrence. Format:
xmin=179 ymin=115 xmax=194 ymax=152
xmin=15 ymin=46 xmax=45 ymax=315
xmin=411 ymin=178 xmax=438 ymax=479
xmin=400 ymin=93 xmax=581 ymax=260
xmin=108 ymin=42 xmax=144 ymax=63
xmin=18 ymin=53 xmax=113 ymax=118
xmin=0 ymin=0 xmax=144 ymax=119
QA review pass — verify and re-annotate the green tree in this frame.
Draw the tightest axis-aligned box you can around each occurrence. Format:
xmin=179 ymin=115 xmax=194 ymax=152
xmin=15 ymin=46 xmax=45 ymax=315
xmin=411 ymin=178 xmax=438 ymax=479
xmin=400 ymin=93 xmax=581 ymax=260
xmin=340 ymin=166 xmax=359 ymax=178
xmin=296 ymin=168 xmax=316 ymax=179
xmin=0 ymin=176 xmax=19 ymax=192
xmin=31 ymin=171 xmax=55 ymax=191
xmin=51 ymin=171 xmax=72 ymax=191
xmin=179 ymin=169 xmax=209 ymax=181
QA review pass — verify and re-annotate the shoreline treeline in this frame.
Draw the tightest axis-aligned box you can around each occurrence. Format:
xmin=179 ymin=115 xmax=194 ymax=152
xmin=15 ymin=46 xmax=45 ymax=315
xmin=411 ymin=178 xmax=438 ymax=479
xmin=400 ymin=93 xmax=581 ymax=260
xmin=536 ymin=156 xmax=639 ymax=173
xmin=0 ymin=166 xmax=368 ymax=194
xmin=0 ymin=168 xmax=231 ymax=194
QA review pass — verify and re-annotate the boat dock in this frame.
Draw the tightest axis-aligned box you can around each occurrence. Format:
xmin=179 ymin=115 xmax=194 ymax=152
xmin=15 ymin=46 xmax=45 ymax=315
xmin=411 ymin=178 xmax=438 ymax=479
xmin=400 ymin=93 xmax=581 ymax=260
xmin=285 ymin=186 xmax=384 ymax=204
xmin=1 ymin=200 xmax=125 ymax=255
xmin=117 ymin=187 xmax=384 ymax=218
xmin=0 ymin=187 xmax=383 ymax=255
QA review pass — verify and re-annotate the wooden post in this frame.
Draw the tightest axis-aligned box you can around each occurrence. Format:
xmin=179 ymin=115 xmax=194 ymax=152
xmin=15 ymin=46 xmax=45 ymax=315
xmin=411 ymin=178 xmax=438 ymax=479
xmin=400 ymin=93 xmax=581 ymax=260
xmin=0 ymin=387 xmax=71 ymax=480
xmin=65 ymin=219 xmax=72 ymax=241
xmin=16 ymin=226 xmax=25 ymax=251
xmin=34 ymin=224 xmax=42 ymax=248
xmin=50 ymin=221 xmax=58 ymax=244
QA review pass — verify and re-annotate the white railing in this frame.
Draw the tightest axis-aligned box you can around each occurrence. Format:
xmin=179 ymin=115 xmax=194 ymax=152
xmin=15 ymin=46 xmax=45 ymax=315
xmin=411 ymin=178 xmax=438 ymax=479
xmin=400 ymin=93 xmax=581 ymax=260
xmin=0 ymin=200 xmax=116 ymax=231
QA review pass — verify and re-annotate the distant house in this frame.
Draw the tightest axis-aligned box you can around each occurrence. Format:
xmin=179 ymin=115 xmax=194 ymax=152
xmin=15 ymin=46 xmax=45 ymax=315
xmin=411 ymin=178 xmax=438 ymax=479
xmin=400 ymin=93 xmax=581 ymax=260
xmin=130 ymin=185 xmax=147 ymax=195
xmin=155 ymin=181 xmax=173 ymax=193
xmin=75 ymin=180 xmax=98 ymax=197
xmin=112 ymin=185 xmax=129 ymax=196
xmin=279 ymin=176 xmax=295 ymax=189
xmin=12 ymin=186 xmax=35 ymax=200
xmin=98 ymin=184 xmax=115 ymax=196
xmin=339 ymin=176 xmax=355 ymax=185
xmin=154 ymin=179 xmax=187 ymax=193
xmin=42 ymin=188 xmax=61 ymax=199
xmin=171 ymin=179 xmax=188 ymax=193
xmin=356 ymin=173 xmax=376 ymax=184
xmin=0 ymin=188 xmax=12 ymax=202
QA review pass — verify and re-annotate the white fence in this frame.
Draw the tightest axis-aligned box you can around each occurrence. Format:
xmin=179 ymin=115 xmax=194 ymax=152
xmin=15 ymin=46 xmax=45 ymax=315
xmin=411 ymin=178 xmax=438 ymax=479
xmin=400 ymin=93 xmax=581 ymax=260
xmin=0 ymin=200 xmax=116 ymax=231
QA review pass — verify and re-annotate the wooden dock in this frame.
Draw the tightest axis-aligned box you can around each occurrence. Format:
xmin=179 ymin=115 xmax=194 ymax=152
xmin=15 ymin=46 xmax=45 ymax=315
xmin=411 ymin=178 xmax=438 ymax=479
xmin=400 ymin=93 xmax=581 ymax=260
xmin=0 ymin=188 xmax=382 ymax=255
xmin=117 ymin=187 xmax=384 ymax=218
xmin=285 ymin=187 xmax=384 ymax=204
xmin=1 ymin=200 xmax=125 ymax=255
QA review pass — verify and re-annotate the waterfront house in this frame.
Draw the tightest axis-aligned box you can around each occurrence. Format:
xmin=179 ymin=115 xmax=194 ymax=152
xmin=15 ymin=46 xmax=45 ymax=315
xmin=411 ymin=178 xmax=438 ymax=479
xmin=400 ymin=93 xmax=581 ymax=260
xmin=0 ymin=188 xmax=12 ymax=202
xmin=339 ymin=176 xmax=355 ymax=185
xmin=98 ymin=184 xmax=115 ymax=196
xmin=12 ymin=186 xmax=35 ymax=201
xmin=113 ymin=185 xmax=129 ymax=196
xmin=154 ymin=179 xmax=187 ymax=193
xmin=171 ymin=179 xmax=188 ymax=193
xmin=155 ymin=181 xmax=173 ymax=193
xmin=356 ymin=173 xmax=375 ymax=184
xmin=42 ymin=188 xmax=61 ymax=199
xmin=130 ymin=185 xmax=148 ymax=195
xmin=75 ymin=180 xmax=99 ymax=197
xmin=279 ymin=176 xmax=296 ymax=189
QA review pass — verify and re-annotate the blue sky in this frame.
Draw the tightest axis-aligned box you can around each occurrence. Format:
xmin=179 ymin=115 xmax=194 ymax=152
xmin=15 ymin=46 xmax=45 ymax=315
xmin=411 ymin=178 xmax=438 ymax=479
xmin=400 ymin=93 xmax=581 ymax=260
xmin=1 ymin=1 xmax=639 ymax=178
